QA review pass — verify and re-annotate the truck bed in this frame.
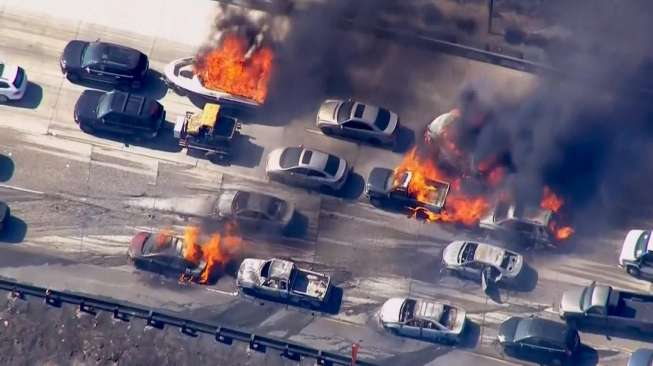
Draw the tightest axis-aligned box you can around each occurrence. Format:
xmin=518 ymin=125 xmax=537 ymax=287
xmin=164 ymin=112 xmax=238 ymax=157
xmin=418 ymin=179 xmax=450 ymax=210
xmin=291 ymin=269 xmax=329 ymax=300
xmin=610 ymin=290 xmax=653 ymax=323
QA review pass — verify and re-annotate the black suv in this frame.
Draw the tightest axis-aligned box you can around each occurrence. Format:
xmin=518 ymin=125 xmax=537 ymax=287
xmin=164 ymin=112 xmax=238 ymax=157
xmin=60 ymin=40 xmax=149 ymax=89
xmin=74 ymin=90 xmax=165 ymax=139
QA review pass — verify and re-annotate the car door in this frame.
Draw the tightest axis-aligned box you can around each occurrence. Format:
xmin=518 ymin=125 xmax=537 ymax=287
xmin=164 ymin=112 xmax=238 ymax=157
xmin=399 ymin=320 xmax=422 ymax=338
xmin=520 ymin=337 xmax=563 ymax=360
xmin=639 ymin=253 xmax=653 ymax=280
xmin=420 ymin=320 xmax=445 ymax=342
xmin=341 ymin=120 xmax=375 ymax=140
xmin=306 ymin=169 xmax=328 ymax=187
xmin=84 ymin=63 xmax=113 ymax=83
xmin=463 ymin=261 xmax=483 ymax=280
xmin=287 ymin=167 xmax=310 ymax=186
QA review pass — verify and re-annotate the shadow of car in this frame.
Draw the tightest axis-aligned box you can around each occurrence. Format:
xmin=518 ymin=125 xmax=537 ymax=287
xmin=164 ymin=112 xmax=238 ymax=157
xmin=3 ymin=82 xmax=43 ymax=109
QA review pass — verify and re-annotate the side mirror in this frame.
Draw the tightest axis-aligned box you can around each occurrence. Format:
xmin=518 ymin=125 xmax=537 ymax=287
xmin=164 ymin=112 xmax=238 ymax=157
xmin=84 ymin=67 xmax=91 ymax=73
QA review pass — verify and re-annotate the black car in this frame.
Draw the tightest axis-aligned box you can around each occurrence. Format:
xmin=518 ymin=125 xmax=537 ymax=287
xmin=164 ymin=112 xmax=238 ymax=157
xmin=0 ymin=201 xmax=9 ymax=232
xmin=498 ymin=316 xmax=580 ymax=364
xmin=128 ymin=231 xmax=206 ymax=282
xmin=629 ymin=349 xmax=653 ymax=366
xmin=74 ymin=90 xmax=165 ymax=138
xmin=60 ymin=40 xmax=149 ymax=89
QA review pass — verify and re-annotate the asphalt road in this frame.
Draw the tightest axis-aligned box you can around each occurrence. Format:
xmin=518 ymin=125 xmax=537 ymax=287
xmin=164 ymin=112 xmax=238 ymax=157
xmin=0 ymin=2 xmax=650 ymax=366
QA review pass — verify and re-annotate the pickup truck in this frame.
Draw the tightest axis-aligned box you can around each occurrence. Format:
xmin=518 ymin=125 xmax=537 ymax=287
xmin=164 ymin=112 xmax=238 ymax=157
xmin=559 ymin=282 xmax=653 ymax=332
xmin=237 ymin=258 xmax=331 ymax=308
xmin=619 ymin=229 xmax=653 ymax=280
xmin=365 ymin=167 xmax=450 ymax=213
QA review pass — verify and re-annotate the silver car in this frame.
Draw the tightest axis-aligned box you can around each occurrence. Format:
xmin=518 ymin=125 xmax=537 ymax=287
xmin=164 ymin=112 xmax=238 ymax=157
xmin=379 ymin=297 xmax=467 ymax=343
xmin=266 ymin=146 xmax=351 ymax=190
xmin=442 ymin=240 xmax=524 ymax=284
xmin=316 ymin=99 xmax=399 ymax=146
xmin=214 ymin=190 xmax=295 ymax=233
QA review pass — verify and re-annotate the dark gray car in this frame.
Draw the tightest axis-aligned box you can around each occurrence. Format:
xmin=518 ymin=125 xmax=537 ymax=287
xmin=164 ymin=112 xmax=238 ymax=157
xmin=498 ymin=316 xmax=580 ymax=364
xmin=215 ymin=190 xmax=295 ymax=233
xmin=0 ymin=201 xmax=9 ymax=232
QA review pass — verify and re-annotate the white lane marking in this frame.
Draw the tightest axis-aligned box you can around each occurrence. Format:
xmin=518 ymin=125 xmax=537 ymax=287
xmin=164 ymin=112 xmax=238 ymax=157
xmin=0 ymin=184 xmax=45 ymax=195
xmin=205 ymin=288 xmax=238 ymax=297
xmin=24 ymin=235 xmax=131 ymax=255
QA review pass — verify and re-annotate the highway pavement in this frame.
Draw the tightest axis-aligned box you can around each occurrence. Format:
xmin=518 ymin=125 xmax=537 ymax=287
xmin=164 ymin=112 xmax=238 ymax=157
xmin=0 ymin=2 xmax=650 ymax=365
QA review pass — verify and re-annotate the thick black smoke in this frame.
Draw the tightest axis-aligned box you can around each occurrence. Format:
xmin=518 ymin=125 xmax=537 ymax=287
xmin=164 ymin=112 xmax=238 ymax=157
xmin=449 ymin=1 xmax=653 ymax=227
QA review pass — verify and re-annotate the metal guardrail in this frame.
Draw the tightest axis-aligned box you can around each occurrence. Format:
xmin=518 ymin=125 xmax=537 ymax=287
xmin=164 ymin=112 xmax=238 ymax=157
xmin=0 ymin=278 xmax=377 ymax=366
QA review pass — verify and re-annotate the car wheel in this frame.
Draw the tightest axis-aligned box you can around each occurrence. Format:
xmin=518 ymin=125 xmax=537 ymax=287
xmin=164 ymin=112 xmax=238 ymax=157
xmin=321 ymin=127 xmax=334 ymax=136
xmin=0 ymin=95 xmax=8 ymax=103
xmin=627 ymin=266 xmax=640 ymax=277
xmin=66 ymin=73 xmax=79 ymax=82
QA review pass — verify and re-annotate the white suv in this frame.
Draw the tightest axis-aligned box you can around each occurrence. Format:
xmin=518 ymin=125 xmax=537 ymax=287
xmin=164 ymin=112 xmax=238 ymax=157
xmin=0 ymin=63 xmax=28 ymax=102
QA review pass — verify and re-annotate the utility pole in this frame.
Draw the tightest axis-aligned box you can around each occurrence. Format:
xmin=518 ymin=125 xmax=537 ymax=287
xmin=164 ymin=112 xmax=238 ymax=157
xmin=488 ymin=0 xmax=495 ymax=34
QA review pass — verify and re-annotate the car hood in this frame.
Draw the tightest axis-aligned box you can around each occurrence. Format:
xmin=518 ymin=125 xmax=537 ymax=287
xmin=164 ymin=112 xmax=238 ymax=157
xmin=427 ymin=110 xmax=458 ymax=139
xmin=216 ymin=190 xmax=238 ymax=217
xmin=62 ymin=40 xmax=87 ymax=70
xmin=265 ymin=148 xmax=286 ymax=173
xmin=317 ymin=100 xmax=341 ymax=125
xmin=498 ymin=316 xmax=521 ymax=343
xmin=620 ymin=229 xmax=646 ymax=264
xmin=75 ymin=90 xmax=103 ymax=121
xmin=379 ymin=297 xmax=405 ymax=324
xmin=237 ymin=258 xmax=266 ymax=285
xmin=560 ymin=288 xmax=583 ymax=314
xmin=442 ymin=241 xmax=465 ymax=266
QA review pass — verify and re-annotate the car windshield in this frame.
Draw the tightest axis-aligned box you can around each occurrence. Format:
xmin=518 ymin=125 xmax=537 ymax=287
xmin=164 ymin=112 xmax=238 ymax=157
xmin=459 ymin=242 xmax=477 ymax=263
xmin=279 ymin=147 xmax=302 ymax=169
xmin=324 ymin=155 xmax=341 ymax=176
xmin=337 ymin=100 xmax=354 ymax=123
xmin=96 ymin=93 xmax=112 ymax=117
xmin=81 ymin=43 xmax=105 ymax=68
xmin=267 ymin=199 xmax=286 ymax=218
xmin=12 ymin=67 xmax=25 ymax=88
xmin=399 ymin=299 xmax=416 ymax=322
xmin=374 ymin=108 xmax=391 ymax=130
xmin=580 ymin=286 xmax=593 ymax=312
xmin=635 ymin=230 xmax=651 ymax=258
xmin=143 ymin=233 xmax=176 ymax=255
xmin=232 ymin=192 xmax=250 ymax=212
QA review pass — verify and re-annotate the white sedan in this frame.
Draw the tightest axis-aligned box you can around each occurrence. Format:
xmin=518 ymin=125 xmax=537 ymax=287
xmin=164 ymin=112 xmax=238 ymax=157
xmin=0 ymin=63 xmax=28 ymax=103
xmin=442 ymin=240 xmax=524 ymax=284
xmin=379 ymin=297 xmax=466 ymax=343
xmin=266 ymin=146 xmax=351 ymax=191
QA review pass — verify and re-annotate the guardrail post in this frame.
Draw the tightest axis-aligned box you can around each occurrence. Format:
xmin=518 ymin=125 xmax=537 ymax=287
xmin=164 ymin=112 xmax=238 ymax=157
xmin=282 ymin=345 xmax=301 ymax=361
xmin=215 ymin=327 xmax=233 ymax=345
xmin=249 ymin=334 xmax=266 ymax=353
xmin=10 ymin=286 xmax=23 ymax=299
xmin=181 ymin=321 xmax=198 ymax=337
xmin=44 ymin=289 xmax=61 ymax=307
xmin=112 ymin=307 xmax=128 ymax=321
xmin=78 ymin=301 xmax=96 ymax=315
xmin=146 ymin=311 xmax=164 ymax=329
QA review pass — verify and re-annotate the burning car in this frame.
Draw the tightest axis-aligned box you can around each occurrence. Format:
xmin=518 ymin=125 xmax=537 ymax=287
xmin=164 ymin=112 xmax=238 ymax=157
xmin=442 ymin=240 xmax=524 ymax=285
xmin=365 ymin=167 xmax=450 ymax=214
xmin=379 ymin=297 xmax=467 ymax=344
xmin=128 ymin=231 xmax=206 ymax=282
xmin=164 ymin=57 xmax=261 ymax=108
xmin=237 ymin=258 xmax=331 ymax=309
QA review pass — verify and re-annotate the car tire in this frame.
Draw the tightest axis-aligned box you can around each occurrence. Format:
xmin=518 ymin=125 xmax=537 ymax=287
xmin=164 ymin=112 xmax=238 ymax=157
xmin=66 ymin=73 xmax=79 ymax=82
xmin=626 ymin=266 xmax=640 ymax=277
xmin=0 ymin=95 xmax=8 ymax=103
xmin=321 ymin=127 xmax=334 ymax=136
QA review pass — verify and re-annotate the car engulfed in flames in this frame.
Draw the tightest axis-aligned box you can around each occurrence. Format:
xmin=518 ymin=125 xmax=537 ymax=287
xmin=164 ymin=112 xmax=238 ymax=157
xmin=180 ymin=222 xmax=242 ymax=284
xmin=193 ymin=33 xmax=273 ymax=104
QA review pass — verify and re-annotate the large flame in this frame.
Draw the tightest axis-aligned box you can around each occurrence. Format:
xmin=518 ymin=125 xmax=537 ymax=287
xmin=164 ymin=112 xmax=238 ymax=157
xmin=540 ymin=187 xmax=575 ymax=241
xmin=194 ymin=33 xmax=273 ymax=104
xmin=181 ymin=223 xmax=242 ymax=284
xmin=394 ymin=148 xmax=489 ymax=226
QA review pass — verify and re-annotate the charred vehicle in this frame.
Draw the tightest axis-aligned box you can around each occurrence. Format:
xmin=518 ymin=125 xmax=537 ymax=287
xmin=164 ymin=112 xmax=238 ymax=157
xmin=174 ymin=103 xmax=241 ymax=164
xmin=128 ymin=231 xmax=206 ymax=282
xmin=559 ymin=282 xmax=653 ymax=332
xmin=164 ymin=57 xmax=261 ymax=108
xmin=365 ymin=167 xmax=450 ymax=213
xmin=214 ymin=190 xmax=295 ymax=234
xmin=237 ymin=258 xmax=331 ymax=308
xmin=379 ymin=297 xmax=467 ymax=344
xmin=480 ymin=200 xmax=555 ymax=248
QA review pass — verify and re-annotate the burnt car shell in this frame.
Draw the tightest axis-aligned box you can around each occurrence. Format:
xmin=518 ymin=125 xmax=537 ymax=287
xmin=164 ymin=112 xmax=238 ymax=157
xmin=128 ymin=231 xmax=149 ymax=258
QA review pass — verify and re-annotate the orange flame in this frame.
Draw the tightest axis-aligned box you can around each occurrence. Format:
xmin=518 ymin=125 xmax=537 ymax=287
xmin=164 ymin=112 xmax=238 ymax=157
xmin=395 ymin=148 xmax=489 ymax=226
xmin=181 ymin=224 xmax=242 ymax=284
xmin=194 ymin=34 xmax=273 ymax=104
xmin=540 ymin=187 xmax=574 ymax=241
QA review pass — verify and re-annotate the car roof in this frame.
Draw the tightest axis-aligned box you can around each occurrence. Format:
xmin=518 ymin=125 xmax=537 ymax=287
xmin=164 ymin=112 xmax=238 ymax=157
xmin=88 ymin=42 xmax=141 ymax=69
xmin=496 ymin=201 xmax=551 ymax=227
xmin=269 ymin=259 xmax=293 ymax=281
xmin=413 ymin=300 xmax=445 ymax=323
xmin=234 ymin=191 xmax=280 ymax=215
xmin=514 ymin=318 xmax=570 ymax=344
xmin=101 ymin=91 xmax=157 ymax=118
xmin=473 ymin=243 xmax=505 ymax=268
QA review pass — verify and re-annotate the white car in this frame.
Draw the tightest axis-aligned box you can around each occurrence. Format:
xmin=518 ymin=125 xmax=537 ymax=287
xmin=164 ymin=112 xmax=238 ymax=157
xmin=163 ymin=57 xmax=260 ymax=108
xmin=316 ymin=99 xmax=399 ymax=146
xmin=0 ymin=63 xmax=28 ymax=102
xmin=379 ymin=297 xmax=467 ymax=343
xmin=442 ymin=240 xmax=524 ymax=284
xmin=266 ymin=146 xmax=351 ymax=191
xmin=425 ymin=109 xmax=459 ymax=144
xmin=619 ymin=229 xmax=653 ymax=280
